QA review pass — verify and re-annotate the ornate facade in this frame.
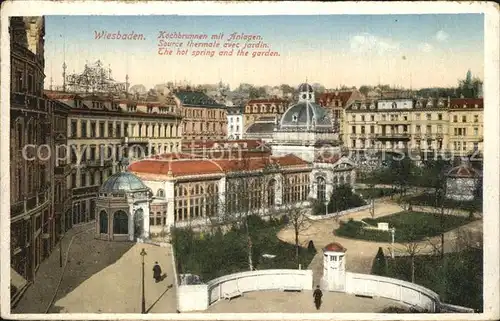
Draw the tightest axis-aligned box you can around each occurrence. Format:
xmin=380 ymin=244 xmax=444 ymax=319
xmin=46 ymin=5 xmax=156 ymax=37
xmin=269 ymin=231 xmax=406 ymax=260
xmin=9 ymin=16 xmax=64 ymax=304
xmin=344 ymin=97 xmax=484 ymax=155
xmin=45 ymin=90 xmax=183 ymax=231
xmin=243 ymin=98 xmax=289 ymax=132
xmin=173 ymin=89 xmax=227 ymax=141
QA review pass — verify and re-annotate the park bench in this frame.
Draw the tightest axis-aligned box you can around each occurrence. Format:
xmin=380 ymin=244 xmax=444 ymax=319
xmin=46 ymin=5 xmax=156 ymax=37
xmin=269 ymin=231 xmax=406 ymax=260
xmin=223 ymin=290 xmax=242 ymax=301
xmin=281 ymin=285 xmax=303 ymax=292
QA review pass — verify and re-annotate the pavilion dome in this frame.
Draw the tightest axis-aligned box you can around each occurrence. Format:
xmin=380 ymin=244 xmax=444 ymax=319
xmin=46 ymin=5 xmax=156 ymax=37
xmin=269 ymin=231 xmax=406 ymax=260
xmin=99 ymin=171 xmax=150 ymax=193
xmin=323 ymin=242 xmax=347 ymax=253
xmin=279 ymin=101 xmax=332 ymax=128
xmin=298 ymin=83 xmax=314 ymax=92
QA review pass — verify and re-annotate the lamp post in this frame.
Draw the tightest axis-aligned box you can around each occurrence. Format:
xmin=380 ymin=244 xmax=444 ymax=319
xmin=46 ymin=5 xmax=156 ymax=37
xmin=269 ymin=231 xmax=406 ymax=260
xmin=390 ymin=228 xmax=395 ymax=259
xmin=140 ymin=248 xmax=147 ymax=314
xmin=324 ymin=201 xmax=329 ymax=216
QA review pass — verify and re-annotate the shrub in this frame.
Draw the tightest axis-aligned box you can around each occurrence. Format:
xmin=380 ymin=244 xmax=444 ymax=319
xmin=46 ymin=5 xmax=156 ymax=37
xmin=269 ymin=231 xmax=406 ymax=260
xmin=371 ymin=247 xmax=388 ymax=276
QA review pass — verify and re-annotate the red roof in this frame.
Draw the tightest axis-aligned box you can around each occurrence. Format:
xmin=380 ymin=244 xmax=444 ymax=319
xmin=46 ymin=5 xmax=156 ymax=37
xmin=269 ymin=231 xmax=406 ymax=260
xmin=323 ymin=242 xmax=346 ymax=253
xmin=129 ymin=154 xmax=310 ymax=178
xmin=317 ymin=91 xmax=354 ymax=107
xmin=449 ymin=98 xmax=483 ymax=109
xmin=447 ymin=164 xmax=482 ymax=178
xmin=181 ymin=139 xmax=267 ymax=150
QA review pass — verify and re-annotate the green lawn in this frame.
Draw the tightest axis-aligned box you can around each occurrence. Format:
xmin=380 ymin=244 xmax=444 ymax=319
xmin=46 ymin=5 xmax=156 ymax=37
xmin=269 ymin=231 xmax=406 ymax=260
xmin=384 ymin=249 xmax=483 ymax=312
xmin=356 ymin=187 xmax=398 ymax=199
xmin=408 ymin=193 xmax=482 ymax=212
xmin=335 ymin=211 xmax=476 ymax=243
xmin=172 ymin=216 xmax=317 ymax=282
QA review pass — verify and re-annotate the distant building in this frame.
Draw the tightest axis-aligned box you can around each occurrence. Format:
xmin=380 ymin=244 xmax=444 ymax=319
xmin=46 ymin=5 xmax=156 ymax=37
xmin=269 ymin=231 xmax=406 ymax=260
xmin=226 ymin=105 xmax=244 ymax=140
xmin=243 ymin=98 xmax=290 ymax=132
xmin=173 ymin=89 xmax=227 ymax=141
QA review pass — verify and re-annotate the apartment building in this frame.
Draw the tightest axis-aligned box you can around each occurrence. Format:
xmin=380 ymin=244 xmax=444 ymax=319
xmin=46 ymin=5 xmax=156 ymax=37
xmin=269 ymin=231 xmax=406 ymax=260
xmin=243 ymin=98 xmax=289 ymax=131
xmin=344 ymin=97 xmax=484 ymax=155
xmin=226 ymin=105 xmax=244 ymax=140
xmin=173 ymin=89 xmax=227 ymax=141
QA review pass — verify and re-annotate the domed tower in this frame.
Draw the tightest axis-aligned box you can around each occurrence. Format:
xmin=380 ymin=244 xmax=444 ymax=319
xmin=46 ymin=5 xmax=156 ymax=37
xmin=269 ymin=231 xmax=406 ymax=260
xmin=96 ymin=171 xmax=153 ymax=241
xmin=298 ymin=82 xmax=315 ymax=102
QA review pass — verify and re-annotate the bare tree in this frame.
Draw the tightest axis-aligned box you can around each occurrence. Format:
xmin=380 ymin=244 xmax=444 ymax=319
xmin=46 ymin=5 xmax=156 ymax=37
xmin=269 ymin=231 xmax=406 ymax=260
xmin=399 ymin=240 xmax=424 ymax=283
xmin=280 ymin=202 xmax=311 ymax=267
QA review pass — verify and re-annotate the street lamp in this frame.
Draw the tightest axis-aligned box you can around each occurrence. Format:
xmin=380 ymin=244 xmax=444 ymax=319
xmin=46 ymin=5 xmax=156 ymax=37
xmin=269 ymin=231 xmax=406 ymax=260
xmin=324 ymin=201 xmax=329 ymax=216
xmin=390 ymin=228 xmax=396 ymax=259
xmin=140 ymin=248 xmax=147 ymax=314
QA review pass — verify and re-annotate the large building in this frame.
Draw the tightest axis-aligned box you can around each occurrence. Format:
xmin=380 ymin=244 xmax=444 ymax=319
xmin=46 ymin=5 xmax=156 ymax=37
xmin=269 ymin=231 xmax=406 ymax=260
xmin=344 ymin=97 xmax=484 ymax=156
xmin=44 ymin=89 xmax=183 ymax=230
xmin=173 ymin=89 xmax=227 ymax=141
xmin=243 ymin=98 xmax=290 ymax=132
xmin=9 ymin=16 xmax=63 ymax=304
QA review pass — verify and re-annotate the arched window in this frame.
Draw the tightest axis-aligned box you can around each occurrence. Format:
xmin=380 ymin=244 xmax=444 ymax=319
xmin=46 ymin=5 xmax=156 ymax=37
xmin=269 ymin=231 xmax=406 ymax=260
xmin=99 ymin=210 xmax=108 ymax=234
xmin=267 ymin=179 xmax=276 ymax=207
xmin=317 ymin=177 xmax=326 ymax=201
xmin=339 ymin=176 xmax=345 ymax=186
xmin=157 ymin=189 xmax=165 ymax=198
xmin=134 ymin=208 xmax=144 ymax=239
xmin=333 ymin=176 xmax=339 ymax=186
xmin=113 ymin=211 xmax=128 ymax=234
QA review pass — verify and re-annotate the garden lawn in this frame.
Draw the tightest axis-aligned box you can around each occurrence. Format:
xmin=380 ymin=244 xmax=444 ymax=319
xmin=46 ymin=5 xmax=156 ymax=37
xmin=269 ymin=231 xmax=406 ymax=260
xmin=335 ymin=211 xmax=476 ymax=243
xmin=172 ymin=216 xmax=317 ymax=282
xmin=408 ymin=193 xmax=482 ymax=212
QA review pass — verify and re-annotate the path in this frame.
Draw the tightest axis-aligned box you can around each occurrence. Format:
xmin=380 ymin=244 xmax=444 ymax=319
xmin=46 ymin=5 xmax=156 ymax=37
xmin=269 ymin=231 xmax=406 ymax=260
xmin=280 ymin=200 xmax=482 ymax=278
xmin=13 ymin=226 xmax=177 ymax=314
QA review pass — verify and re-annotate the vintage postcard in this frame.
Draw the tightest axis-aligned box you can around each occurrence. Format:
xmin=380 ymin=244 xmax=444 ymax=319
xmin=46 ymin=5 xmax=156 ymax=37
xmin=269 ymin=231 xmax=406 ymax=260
xmin=1 ymin=1 xmax=499 ymax=320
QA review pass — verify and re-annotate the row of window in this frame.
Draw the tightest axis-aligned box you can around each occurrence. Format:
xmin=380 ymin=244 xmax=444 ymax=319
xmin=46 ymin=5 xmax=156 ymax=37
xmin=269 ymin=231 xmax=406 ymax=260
xmin=349 ymin=113 xmax=480 ymax=123
xmin=350 ymin=139 xmax=479 ymax=151
xmin=70 ymin=119 xmax=180 ymax=138
xmin=350 ymin=124 xmax=480 ymax=136
xmin=245 ymin=104 xmax=286 ymax=114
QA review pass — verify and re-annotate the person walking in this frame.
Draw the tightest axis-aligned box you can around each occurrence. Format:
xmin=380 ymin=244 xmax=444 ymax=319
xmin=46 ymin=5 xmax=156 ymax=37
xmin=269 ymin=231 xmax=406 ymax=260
xmin=313 ymin=285 xmax=323 ymax=310
xmin=153 ymin=261 xmax=162 ymax=283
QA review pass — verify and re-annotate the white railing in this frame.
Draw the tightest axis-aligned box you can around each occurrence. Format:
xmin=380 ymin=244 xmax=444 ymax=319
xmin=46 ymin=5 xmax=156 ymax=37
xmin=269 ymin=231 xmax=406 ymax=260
xmin=346 ymin=272 xmax=440 ymax=312
xmin=177 ymin=269 xmax=313 ymax=312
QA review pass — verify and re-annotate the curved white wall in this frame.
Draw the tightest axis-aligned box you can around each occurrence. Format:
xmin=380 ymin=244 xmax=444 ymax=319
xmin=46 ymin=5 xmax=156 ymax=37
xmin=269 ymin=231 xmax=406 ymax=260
xmin=346 ymin=272 xmax=440 ymax=312
xmin=177 ymin=269 xmax=313 ymax=312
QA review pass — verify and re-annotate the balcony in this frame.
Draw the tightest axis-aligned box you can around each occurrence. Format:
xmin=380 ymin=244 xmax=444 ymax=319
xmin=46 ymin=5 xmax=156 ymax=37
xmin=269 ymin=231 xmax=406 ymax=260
xmin=11 ymin=190 xmax=50 ymax=218
xmin=375 ymin=133 xmax=411 ymax=141
xmin=11 ymin=92 xmax=48 ymax=113
xmin=122 ymin=136 xmax=150 ymax=144
xmin=72 ymin=186 xmax=99 ymax=197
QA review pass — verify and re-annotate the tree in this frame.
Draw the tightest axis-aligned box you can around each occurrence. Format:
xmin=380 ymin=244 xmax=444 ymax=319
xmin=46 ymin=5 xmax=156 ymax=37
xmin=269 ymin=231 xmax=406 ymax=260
xmin=372 ymin=247 xmax=388 ymax=276
xmin=399 ymin=239 xmax=423 ymax=283
xmin=358 ymin=85 xmax=371 ymax=96
xmin=282 ymin=203 xmax=311 ymax=267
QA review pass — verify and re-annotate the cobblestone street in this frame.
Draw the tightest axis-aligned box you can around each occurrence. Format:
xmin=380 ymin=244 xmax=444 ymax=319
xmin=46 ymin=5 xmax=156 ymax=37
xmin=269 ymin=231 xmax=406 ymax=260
xmin=13 ymin=224 xmax=177 ymax=314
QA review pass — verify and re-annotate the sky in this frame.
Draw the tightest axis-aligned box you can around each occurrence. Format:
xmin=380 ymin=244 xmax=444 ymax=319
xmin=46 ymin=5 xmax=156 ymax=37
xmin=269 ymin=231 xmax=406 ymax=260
xmin=43 ymin=14 xmax=484 ymax=90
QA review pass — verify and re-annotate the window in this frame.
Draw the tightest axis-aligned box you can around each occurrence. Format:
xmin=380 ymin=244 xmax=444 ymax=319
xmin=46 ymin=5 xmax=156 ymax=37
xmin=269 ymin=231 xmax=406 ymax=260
xmin=71 ymin=120 xmax=77 ymax=138
xmin=437 ymin=125 xmax=443 ymax=133
xmin=415 ymin=113 xmax=420 ymax=120
xmin=267 ymin=179 xmax=276 ymax=207
xmin=382 ymin=115 xmax=386 ymax=121
xmin=89 ymin=173 xmax=95 ymax=186
xmin=98 ymin=122 xmax=105 ymax=138
xmin=370 ymin=125 xmax=374 ymax=134
xmin=415 ymin=125 xmax=421 ymax=133
xmin=113 ymin=211 xmax=128 ymax=234
xmin=71 ymin=173 xmax=76 ymax=189
xmin=371 ymin=115 xmax=375 ymax=121
xmin=453 ymin=115 xmax=458 ymax=122
xmin=361 ymin=115 xmax=365 ymax=122
xmin=426 ymin=114 xmax=431 ymax=121
xmin=351 ymin=126 xmax=356 ymax=134
xmin=438 ymin=113 xmax=443 ymax=120
xmin=80 ymin=173 xmax=86 ymax=187
xmin=108 ymin=123 xmax=114 ymax=137
xmin=473 ymin=127 xmax=478 ymax=136
xmin=81 ymin=120 xmax=87 ymax=138
xmin=90 ymin=122 xmax=96 ymax=138
xmin=426 ymin=125 xmax=432 ymax=133
xmin=99 ymin=211 xmax=108 ymax=233
xmin=474 ymin=115 xmax=479 ymax=123
xmin=157 ymin=189 xmax=165 ymax=198
xmin=352 ymin=139 xmax=356 ymax=148
xmin=462 ymin=115 xmax=467 ymax=123
xmin=116 ymin=123 xmax=122 ymax=137
xmin=473 ymin=142 xmax=479 ymax=151
xmin=316 ymin=177 xmax=326 ymax=201
xmin=27 ymin=73 xmax=33 ymax=93
xmin=16 ymin=70 xmax=23 ymax=91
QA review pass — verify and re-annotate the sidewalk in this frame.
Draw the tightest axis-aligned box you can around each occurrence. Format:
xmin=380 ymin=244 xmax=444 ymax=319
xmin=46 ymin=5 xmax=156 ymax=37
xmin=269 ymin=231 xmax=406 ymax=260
xmin=12 ymin=222 xmax=95 ymax=313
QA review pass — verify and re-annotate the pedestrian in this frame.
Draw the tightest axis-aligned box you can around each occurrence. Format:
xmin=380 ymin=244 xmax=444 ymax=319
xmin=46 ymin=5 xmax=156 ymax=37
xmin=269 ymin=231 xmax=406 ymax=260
xmin=153 ymin=261 xmax=162 ymax=283
xmin=313 ymin=285 xmax=323 ymax=310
